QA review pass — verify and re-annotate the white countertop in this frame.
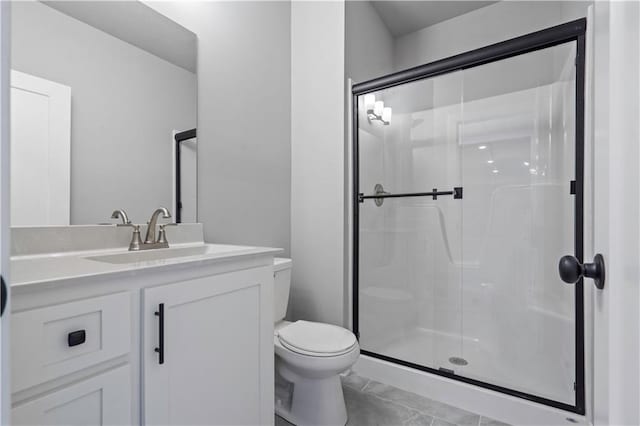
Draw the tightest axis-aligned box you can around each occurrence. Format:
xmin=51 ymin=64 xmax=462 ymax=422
xmin=10 ymin=242 xmax=282 ymax=288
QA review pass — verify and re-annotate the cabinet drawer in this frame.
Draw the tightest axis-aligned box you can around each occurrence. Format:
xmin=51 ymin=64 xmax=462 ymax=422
xmin=12 ymin=292 xmax=131 ymax=393
xmin=12 ymin=365 xmax=132 ymax=426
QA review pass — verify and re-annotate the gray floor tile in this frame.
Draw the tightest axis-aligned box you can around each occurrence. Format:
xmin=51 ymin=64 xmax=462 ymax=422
xmin=275 ymin=414 xmax=294 ymax=426
xmin=363 ymin=381 xmax=481 ymax=426
xmin=403 ymin=412 xmax=435 ymax=426
xmin=345 ymin=385 xmax=427 ymax=426
xmin=479 ymin=416 xmax=511 ymax=426
xmin=342 ymin=371 xmax=370 ymax=391
xmin=276 ymin=373 xmax=511 ymax=426
xmin=431 ymin=418 xmax=457 ymax=426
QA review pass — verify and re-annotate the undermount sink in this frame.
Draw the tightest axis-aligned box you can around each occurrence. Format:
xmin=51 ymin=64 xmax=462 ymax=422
xmin=85 ymin=244 xmax=253 ymax=264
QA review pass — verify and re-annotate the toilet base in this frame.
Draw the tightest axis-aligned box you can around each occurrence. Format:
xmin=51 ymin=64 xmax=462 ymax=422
xmin=275 ymin=374 xmax=347 ymax=426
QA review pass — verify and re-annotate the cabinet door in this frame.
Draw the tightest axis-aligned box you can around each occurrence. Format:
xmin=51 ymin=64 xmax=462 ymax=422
xmin=12 ymin=365 xmax=131 ymax=425
xmin=143 ymin=267 xmax=273 ymax=426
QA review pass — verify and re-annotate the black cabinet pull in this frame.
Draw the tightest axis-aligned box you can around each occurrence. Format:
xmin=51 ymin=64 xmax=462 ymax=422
xmin=68 ymin=330 xmax=86 ymax=347
xmin=154 ymin=303 xmax=164 ymax=364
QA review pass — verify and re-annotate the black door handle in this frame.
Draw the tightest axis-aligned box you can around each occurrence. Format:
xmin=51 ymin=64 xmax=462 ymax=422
xmin=559 ymin=253 xmax=605 ymax=289
xmin=1 ymin=275 xmax=6 ymax=317
xmin=154 ymin=303 xmax=164 ymax=364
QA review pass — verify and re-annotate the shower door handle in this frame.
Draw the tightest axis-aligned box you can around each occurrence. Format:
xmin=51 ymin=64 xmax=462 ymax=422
xmin=559 ymin=254 xmax=605 ymax=289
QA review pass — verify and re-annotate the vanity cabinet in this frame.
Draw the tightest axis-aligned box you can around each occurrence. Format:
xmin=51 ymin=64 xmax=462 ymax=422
xmin=143 ymin=266 xmax=274 ymax=425
xmin=12 ymin=365 xmax=132 ymax=426
xmin=10 ymin=292 xmax=135 ymax=425
xmin=10 ymin=239 xmax=276 ymax=426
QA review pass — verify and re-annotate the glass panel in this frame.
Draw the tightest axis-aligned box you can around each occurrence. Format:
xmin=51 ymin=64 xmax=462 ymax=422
xmin=356 ymin=40 xmax=578 ymax=407
xmin=357 ymin=71 xmax=464 ymax=372
xmin=459 ymin=42 xmax=576 ymax=404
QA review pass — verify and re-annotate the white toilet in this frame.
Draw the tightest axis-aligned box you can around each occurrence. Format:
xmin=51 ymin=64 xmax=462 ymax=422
xmin=273 ymin=258 xmax=360 ymax=426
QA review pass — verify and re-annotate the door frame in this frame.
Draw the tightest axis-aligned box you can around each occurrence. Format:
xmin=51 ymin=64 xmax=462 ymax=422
xmin=591 ymin=2 xmax=640 ymax=425
xmin=0 ymin=1 xmax=10 ymax=423
xmin=173 ymin=128 xmax=196 ymax=224
xmin=351 ymin=18 xmax=587 ymax=414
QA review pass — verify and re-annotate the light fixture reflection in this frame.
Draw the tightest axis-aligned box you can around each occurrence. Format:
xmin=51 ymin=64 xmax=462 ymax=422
xmin=381 ymin=107 xmax=392 ymax=123
xmin=373 ymin=101 xmax=384 ymax=116
xmin=478 ymin=145 xmax=487 ymax=150
xmin=364 ymin=94 xmax=376 ymax=111
xmin=365 ymin=97 xmax=391 ymax=125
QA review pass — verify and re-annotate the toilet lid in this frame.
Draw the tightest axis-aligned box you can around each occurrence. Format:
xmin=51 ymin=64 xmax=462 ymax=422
xmin=277 ymin=320 xmax=358 ymax=357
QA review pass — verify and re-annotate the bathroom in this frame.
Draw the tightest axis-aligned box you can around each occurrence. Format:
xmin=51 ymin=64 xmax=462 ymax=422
xmin=0 ymin=0 xmax=638 ymax=425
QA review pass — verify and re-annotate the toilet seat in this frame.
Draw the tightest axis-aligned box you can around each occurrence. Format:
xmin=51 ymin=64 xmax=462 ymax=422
xmin=277 ymin=320 xmax=357 ymax=357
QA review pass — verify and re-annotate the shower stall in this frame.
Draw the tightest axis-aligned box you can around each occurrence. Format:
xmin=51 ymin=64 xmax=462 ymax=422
xmin=352 ymin=19 xmax=586 ymax=414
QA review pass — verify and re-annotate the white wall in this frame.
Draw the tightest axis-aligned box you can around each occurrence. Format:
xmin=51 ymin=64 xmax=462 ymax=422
xmin=345 ymin=0 xmax=394 ymax=84
xmin=11 ymin=1 xmax=196 ymax=225
xmin=145 ymin=1 xmax=292 ymax=255
xmin=394 ymin=1 xmax=591 ymax=70
xmin=290 ymin=1 xmax=345 ymax=325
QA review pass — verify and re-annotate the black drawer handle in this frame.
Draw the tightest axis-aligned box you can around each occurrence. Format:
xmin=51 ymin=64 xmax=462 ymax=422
xmin=68 ymin=330 xmax=86 ymax=347
xmin=154 ymin=303 xmax=164 ymax=364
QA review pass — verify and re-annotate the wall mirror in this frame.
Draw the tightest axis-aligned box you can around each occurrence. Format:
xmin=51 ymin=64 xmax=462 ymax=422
xmin=10 ymin=0 xmax=197 ymax=226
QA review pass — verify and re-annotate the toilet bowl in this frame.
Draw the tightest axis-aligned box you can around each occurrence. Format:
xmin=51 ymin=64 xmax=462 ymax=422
xmin=273 ymin=258 xmax=359 ymax=426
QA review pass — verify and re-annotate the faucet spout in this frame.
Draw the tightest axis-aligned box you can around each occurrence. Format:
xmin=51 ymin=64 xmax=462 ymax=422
xmin=145 ymin=207 xmax=171 ymax=244
xmin=111 ymin=209 xmax=130 ymax=225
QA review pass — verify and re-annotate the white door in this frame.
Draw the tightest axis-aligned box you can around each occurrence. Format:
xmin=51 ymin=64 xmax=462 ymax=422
xmin=591 ymin=2 xmax=640 ymax=425
xmin=0 ymin=1 xmax=9 ymax=423
xmin=10 ymin=70 xmax=70 ymax=226
xmin=143 ymin=268 xmax=274 ymax=425
xmin=11 ymin=365 xmax=131 ymax=425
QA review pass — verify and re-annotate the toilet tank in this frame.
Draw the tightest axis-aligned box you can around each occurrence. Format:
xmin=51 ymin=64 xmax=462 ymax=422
xmin=273 ymin=258 xmax=292 ymax=323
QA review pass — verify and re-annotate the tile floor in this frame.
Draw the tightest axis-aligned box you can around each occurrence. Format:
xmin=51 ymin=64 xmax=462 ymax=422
xmin=275 ymin=372 xmax=511 ymax=426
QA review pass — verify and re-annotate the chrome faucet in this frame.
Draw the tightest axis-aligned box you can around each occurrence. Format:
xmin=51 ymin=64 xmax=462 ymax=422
xmin=113 ymin=207 xmax=176 ymax=251
xmin=145 ymin=207 xmax=172 ymax=244
xmin=111 ymin=209 xmax=131 ymax=225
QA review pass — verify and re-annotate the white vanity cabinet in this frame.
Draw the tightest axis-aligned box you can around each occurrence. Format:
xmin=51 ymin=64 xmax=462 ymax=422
xmin=10 ymin=241 xmax=277 ymax=426
xmin=12 ymin=365 xmax=132 ymax=426
xmin=10 ymin=292 xmax=134 ymax=426
xmin=142 ymin=266 xmax=274 ymax=426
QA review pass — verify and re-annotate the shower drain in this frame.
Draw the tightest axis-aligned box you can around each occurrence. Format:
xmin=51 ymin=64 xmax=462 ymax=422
xmin=448 ymin=357 xmax=469 ymax=366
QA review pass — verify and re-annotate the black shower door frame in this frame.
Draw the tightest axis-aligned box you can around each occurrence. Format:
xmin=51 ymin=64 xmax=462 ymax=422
xmin=351 ymin=18 xmax=587 ymax=414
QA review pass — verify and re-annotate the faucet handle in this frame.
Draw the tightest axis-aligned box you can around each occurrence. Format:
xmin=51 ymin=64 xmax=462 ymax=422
xmin=128 ymin=225 xmax=143 ymax=251
xmin=157 ymin=223 xmax=178 ymax=245
xmin=117 ymin=223 xmax=142 ymax=251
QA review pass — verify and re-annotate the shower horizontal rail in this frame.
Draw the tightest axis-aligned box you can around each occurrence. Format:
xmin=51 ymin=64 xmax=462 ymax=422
xmin=358 ymin=187 xmax=463 ymax=203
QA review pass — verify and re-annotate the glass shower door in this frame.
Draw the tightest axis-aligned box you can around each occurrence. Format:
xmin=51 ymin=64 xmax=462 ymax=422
xmin=357 ymin=70 xmax=465 ymax=373
xmin=459 ymin=42 xmax=577 ymax=406
xmin=354 ymin=28 xmax=584 ymax=412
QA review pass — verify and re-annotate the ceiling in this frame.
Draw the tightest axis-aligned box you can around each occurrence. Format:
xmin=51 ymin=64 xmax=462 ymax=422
xmin=371 ymin=1 xmax=499 ymax=38
xmin=43 ymin=1 xmax=197 ymax=73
